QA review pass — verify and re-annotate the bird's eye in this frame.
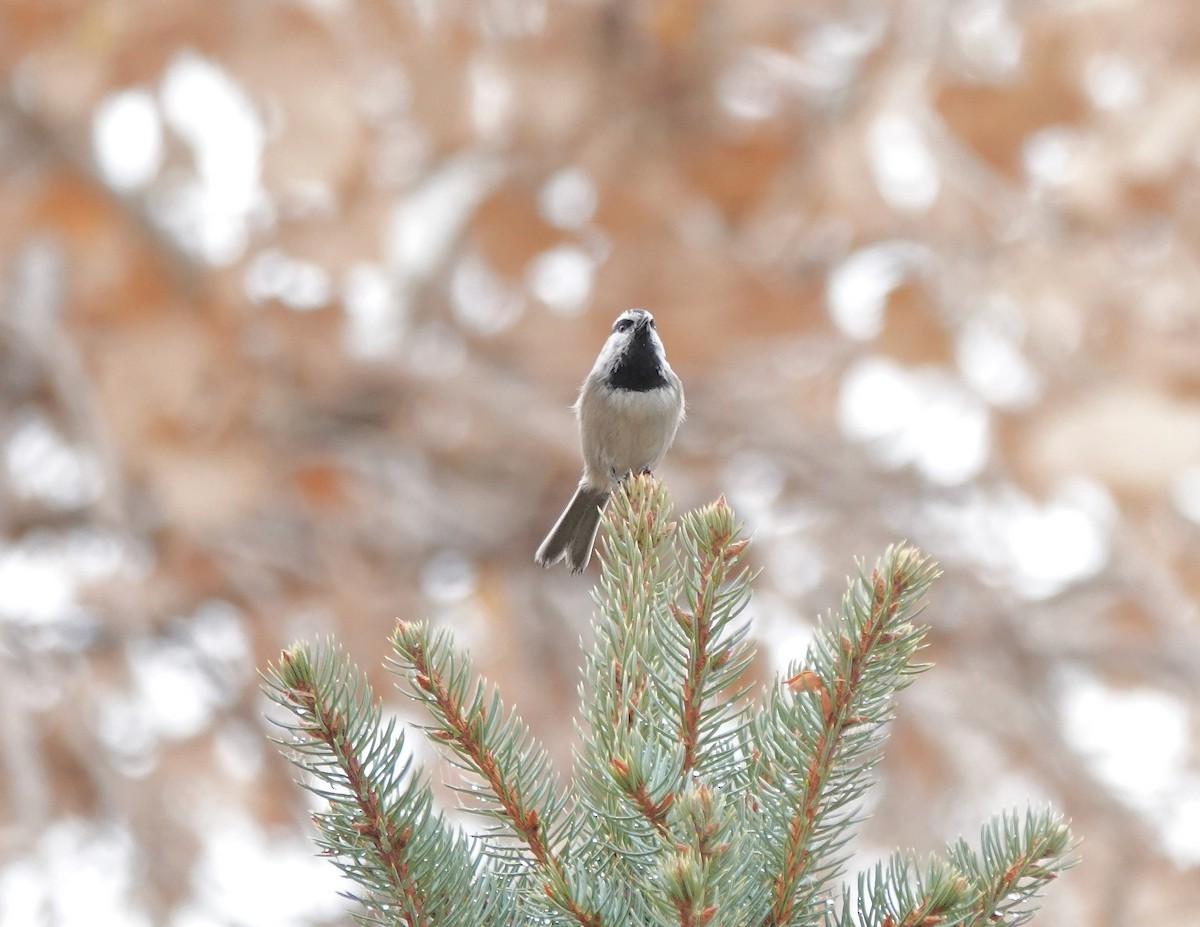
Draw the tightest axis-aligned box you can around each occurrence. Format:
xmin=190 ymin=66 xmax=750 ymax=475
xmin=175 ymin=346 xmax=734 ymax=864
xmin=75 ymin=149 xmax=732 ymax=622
xmin=615 ymin=319 xmax=633 ymax=333
xmin=648 ymin=318 xmax=655 ymax=328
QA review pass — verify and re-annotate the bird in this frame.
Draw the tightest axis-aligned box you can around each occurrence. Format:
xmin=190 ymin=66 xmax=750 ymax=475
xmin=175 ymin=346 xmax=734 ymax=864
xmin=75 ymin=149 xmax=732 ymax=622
xmin=535 ymin=308 xmax=685 ymax=573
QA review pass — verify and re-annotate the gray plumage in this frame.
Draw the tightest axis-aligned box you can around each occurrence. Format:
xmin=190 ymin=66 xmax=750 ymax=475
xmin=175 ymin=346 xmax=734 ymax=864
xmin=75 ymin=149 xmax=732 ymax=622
xmin=535 ymin=308 xmax=685 ymax=573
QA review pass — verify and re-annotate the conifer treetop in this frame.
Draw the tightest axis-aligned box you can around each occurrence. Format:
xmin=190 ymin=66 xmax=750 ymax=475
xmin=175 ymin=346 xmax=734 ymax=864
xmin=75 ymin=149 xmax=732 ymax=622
xmin=263 ymin=475 xmax=1075 ymax=927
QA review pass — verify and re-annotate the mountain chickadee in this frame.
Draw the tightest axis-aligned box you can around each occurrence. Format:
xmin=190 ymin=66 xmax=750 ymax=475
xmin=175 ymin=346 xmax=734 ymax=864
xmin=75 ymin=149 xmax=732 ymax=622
xmin=535 ymin=308 xmax=685 ymax=573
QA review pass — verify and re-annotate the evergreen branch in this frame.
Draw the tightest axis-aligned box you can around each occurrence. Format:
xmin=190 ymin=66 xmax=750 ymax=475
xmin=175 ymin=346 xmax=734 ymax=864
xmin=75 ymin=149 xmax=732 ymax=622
xmin=652 ymin=787 xmax=763 ymax=927
xmin=390 ymin=620 xmax=603 ymax=927
xmin=608 ymin=756 xmax=673 ymax=836
xmin=828 ymin=809 xmax=1072 ymax=927
xmin=828 ymin=853 xmax=967 ymax=927
xmin=262 ymin=640 xmax=483 ymax=927
xmin=671 ymin=496 xmax=756 ymax=779
xmin=572 ymin=477 xmax=760 ymax=921
xmin=391 ymin=621 xmax=556 ymax=862
xmin=754 ymin=545 xmax=939 ymax=927
xmin=950 ymin=808 xmax=1075 ymax=927
xmin=658 ymin=783 xmax=740 ymax=927
xmin=575 ymin=476 xmax=684 ymax=861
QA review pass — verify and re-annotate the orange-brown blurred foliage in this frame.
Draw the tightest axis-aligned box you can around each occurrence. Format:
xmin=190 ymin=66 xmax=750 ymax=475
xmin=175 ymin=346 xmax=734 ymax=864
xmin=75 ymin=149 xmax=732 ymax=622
xmin=2 ymin=1 xmax=1199 ymax=924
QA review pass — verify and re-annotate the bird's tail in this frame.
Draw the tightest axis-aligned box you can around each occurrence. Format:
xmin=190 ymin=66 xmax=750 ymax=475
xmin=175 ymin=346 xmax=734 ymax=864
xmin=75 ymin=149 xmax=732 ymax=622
xmin=534 ymin=484 xmax=611 ymax=573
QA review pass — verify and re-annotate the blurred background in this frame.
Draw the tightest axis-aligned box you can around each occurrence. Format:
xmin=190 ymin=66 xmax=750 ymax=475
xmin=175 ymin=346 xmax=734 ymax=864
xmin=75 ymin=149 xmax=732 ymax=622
xmin=1 ymin=0 xmax=1199 ymax=924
